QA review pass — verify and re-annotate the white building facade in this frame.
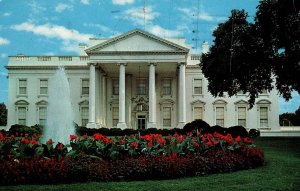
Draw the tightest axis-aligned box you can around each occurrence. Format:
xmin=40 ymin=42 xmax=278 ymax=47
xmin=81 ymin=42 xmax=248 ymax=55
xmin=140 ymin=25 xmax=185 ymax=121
xmin=5 ymin=29 xmax=280 ymax=130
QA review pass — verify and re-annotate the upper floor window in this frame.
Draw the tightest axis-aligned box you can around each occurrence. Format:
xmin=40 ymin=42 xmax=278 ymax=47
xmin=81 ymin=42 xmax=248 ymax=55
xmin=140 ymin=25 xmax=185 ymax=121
xmin=137 ymin=79 xmax=147 ymax=95
xmin=193 ymin=79 xmax=202 ymax=95
xmin=82 ymin=79 xmax=89 ymax=95
xmin=162 ymin=79 xmax=172 ymax=95
xmin=40 ymin=79 xmax=48 ymax=95
xmin=113 ymin=79 xmax=119 ymax=95
xmin=19 ymin=79 xmax=27 ymax=95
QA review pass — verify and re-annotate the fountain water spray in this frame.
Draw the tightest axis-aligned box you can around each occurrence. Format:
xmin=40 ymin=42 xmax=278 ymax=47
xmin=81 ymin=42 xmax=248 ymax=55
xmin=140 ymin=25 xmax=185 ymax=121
xmin=41 ymin=66 xmax=75 ymax=145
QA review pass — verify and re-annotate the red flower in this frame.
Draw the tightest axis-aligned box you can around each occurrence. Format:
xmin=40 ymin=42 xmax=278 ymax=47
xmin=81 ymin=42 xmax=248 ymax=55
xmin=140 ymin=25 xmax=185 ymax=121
xmin=120 ymin=139 xmax=125 ymax=145
xmin=30 ymin=139 xmax=38 ymax=145
xmin=82 ymin=134 xmax=88 ymax=139
xmin=20 ymin=138 xmax=29 ymax=144
xmin=235 ymin=136 xmax=241 ymax=142
xmin=130 ymin=141 xmax=138 ymax=149
xmin=109 ymin=139 xmax=114 ymax=144
xmin=56 ymin=143 xmax=63 ymax=151
xmin=47 ymin=139 xmax=53 ymax=145
xmin=243 ymin=137 xmax=253 ymax=144
xmin=103 ymin=137 xmax=109 ymax=144
xmin=93 ymin=133 xmax=104 ymax=141
xmin=147 ymin=141 xmax=153 ymax=147
xmin=194 ymin=142 xmax=200 ymax=148
xmin=206 ymin=141 xmax=213 ymax=147
xmin=70 ymin=135 xmax=77 ymax=141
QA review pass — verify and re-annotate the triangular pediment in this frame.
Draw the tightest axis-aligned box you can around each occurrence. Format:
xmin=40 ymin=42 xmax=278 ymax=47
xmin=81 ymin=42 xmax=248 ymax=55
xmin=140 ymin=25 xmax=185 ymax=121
xmin=85 ymin=29 xmax=189 ymax=54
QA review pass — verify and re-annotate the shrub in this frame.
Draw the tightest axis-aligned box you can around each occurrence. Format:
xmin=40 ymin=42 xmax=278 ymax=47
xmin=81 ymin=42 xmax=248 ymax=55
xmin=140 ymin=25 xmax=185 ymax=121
xmin=183 ymin=119 xmax=210 ymax=134
xmin=249 ymin=129 xmax=260 ymax=138
xmin=227 ymin=126 xmax=249 ymax=138
xmin=8 ymin=124 xmax=43 ymax=137
xmin=202 ymin=125 xmax=227 ymax=135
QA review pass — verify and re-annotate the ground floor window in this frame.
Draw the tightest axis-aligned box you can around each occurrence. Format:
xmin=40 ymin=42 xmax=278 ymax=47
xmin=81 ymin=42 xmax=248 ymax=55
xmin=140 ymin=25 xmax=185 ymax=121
xmin=163 ymin=107 xmax=171 ymax=127
xmin=81 ymin=107 xmax=89 ymax=127
xmin=237 ymin=107 xmax=246 ymax=127
xmin=216 ymin=107 xmax=224 ymax=127
xmin=112 ymin=107 xmax=119 ymax=127
xmin=194 ymin=106 xmax=203 ymax=120
xmin=39 ymin=106 xmax=47 ymax=127
xmin=18 ymin=107 xmax=27 ymax=125
xmin=260 ymin=107 xmax=268 ymax=127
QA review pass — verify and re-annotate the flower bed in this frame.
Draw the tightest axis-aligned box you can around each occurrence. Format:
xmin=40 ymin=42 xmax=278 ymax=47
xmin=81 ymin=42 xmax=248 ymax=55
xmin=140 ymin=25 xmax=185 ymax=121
xmin=0 ymin=131 xmax=264 ymax=185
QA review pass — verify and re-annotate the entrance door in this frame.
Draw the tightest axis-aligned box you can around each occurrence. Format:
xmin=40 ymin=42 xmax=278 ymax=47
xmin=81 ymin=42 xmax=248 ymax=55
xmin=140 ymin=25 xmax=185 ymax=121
xmin=137 ymin=115 xmax=146 ymax=130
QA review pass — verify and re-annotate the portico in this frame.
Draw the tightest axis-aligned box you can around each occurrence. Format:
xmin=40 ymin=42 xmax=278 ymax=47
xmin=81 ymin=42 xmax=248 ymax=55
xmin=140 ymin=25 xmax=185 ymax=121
xmin=85 ymin=29 xmax=189 ymax=129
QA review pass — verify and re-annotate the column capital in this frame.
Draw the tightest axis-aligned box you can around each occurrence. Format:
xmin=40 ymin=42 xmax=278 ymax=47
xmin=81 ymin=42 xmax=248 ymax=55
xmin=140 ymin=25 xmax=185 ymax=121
xmin=148 ymin=62 xmax=157 ymax=67
xmin=177 ymin=62 xmax=186 ymax=66
xmin=88 ymin=62 xmax=97 ymax=66
xmin=117 ymin=62 xmax=127 ymax=66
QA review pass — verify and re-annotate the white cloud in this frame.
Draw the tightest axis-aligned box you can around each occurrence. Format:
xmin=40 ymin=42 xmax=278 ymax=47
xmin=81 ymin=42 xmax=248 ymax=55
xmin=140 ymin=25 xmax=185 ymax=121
xmin=177 ymin=7 xmax=217 ymax=22
xmin=122 ymin=6 xmax=159 ymax=26
xmin=55 ymin=3 xmax=73 ymax=13
xmin=148 ymin=25 xmax=181 ymax=38
xmin=0 ymin=53 xmax=7 ymax=58
xmin=112 ymin=0 xmax=134 ymax=5
xmin=0 ymin=37 xmax=10 ymax=46
xmin=83 ymin=23 xmax=111 ymax=33
xmin=3 ymin=12 xmax=11 ymax=17
xmin=0 ymin=72 xmax=7 ymax=76
xmin=60 ymin=41 xmax=79 ymax=53
xmin=80 ymin=0 xmax=89 ymax=4
xmin=11 ymin=22 xmax=93 ymax=43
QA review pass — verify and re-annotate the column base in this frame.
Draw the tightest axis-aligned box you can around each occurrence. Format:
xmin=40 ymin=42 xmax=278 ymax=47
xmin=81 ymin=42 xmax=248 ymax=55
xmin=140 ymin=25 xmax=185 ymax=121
xmin=86 ymin=123 xmax=101 ymax=129
xmin=117 ymin=122 xmax=127 ymax=130
xmin=176 ymin=122 xmax=186 ymax=129
xmin=147 ymin=122 xmax=156 ymax=129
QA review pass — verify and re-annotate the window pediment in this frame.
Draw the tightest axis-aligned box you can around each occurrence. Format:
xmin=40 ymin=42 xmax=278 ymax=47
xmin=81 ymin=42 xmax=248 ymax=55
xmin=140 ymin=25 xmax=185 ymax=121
xmin=256 ymin=99 xmax=271 ymax=104
xmin=36 ymin=100 xmax=48 ymax=105
xmin=79 ymin=100 xmax=89 ymax=106
xmin=15 ymin=100 xmax=29 ymax=105
xmin=190 ymin=100 xmax=206 ymax=105
xmin=212 ymin=99 xmax=227 ymax=105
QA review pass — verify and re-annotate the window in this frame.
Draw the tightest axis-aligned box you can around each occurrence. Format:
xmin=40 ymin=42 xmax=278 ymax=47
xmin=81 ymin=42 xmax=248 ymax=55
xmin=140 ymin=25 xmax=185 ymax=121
xmin=260 ymin=107 xmax=268 ymax=127
xmin=261 ymin=89 xmax=268 ymax=94
xmin=162 ymin=79 xmax=171 ymax=95
xmin=19 ymin=79 xmax=27 ymax=95
xmin=18 ymin=107 xmax=26 ymax=125
xmin=81 ymin=107 xmax=89 ymax=127
xmin=39 ymin=106 xmax=47 ymax=127
xmin=112 ymin=107 xmax=119 ymax=127
xmin=82 ymin=79 xmax=89 ymax=95
xmin=193 ymin=79 xmax=202 ymax=95
xmin=113 ymin=79 xmax=119 ymax=95
xmin=40 ymin=79 xmax=48 ymax=95
xmin=163 ymin=107 xmax=171 ymax=127
xmin=194 ymin=107 xmax=203 ymax=120
xmin=216 ymin=107 xmax=224 ymax=127
xmin=137 ymin=79 xmax=146 ymax=95
xmin=237 ymin=107 xmax=246 ymax=127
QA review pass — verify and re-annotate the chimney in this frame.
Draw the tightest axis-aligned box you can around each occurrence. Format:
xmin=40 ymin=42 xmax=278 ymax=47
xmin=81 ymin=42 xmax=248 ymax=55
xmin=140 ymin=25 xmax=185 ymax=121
xmin=201 ymin=41 xmax=209 ymax=54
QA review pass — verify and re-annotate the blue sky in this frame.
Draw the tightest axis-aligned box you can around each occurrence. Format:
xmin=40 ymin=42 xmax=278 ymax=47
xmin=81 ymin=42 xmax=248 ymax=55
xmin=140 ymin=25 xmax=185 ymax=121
xmin=0 ymin=0 xmax=299 ymax=114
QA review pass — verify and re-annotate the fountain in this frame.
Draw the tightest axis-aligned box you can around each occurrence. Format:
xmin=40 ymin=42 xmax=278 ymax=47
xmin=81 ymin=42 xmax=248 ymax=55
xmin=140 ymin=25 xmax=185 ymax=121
xmin=41 ymin=66 xmax=75 ymax=145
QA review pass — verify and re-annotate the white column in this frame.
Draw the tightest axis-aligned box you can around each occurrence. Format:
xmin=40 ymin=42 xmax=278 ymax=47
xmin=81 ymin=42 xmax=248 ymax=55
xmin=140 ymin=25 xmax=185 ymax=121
xmin=87 ymin=63 xmax=97 ymax=128
xmin=117 ymin=63 xmax=127 ymax=129
xmin=177 ymin=62 xmax=186 ymax=128
xmin=148 ymin=63 xmax=156 ymax=128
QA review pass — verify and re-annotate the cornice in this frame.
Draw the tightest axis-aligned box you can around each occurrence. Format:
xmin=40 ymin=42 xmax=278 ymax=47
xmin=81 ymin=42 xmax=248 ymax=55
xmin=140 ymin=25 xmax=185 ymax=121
xmin=88 ymin=51 xmax=188 ymax=55
xmin=5 ymin=65 xmax=89 ymax=70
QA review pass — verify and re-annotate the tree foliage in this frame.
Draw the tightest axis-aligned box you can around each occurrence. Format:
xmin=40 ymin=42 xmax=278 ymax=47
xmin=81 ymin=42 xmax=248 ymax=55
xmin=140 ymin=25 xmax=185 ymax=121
xmin=0 ymin=103 xmax=7 ymax=126
xmin=202 ymin=0 xmax=300 ymax=107
xmin=279 ymin=106 xmax=300 ymax=126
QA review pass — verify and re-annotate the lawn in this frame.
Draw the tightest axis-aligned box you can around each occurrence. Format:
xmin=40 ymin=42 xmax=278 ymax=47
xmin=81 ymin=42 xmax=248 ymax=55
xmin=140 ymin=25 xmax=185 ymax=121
xmin=1 ymin=137 xmax=299 ymax=191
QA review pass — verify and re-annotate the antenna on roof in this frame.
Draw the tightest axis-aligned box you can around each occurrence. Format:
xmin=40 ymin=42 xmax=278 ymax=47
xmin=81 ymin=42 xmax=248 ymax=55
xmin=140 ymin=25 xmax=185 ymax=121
xmin=143 ymin=0 xmax=147 ymax=31
xmin=192 ymin=0 xmax=200 ymax=50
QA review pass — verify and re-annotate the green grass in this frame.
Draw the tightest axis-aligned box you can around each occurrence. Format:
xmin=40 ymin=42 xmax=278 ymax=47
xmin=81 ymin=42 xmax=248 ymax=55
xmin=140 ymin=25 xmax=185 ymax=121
xmin=1 ymin=137 xmax=300 ymax=191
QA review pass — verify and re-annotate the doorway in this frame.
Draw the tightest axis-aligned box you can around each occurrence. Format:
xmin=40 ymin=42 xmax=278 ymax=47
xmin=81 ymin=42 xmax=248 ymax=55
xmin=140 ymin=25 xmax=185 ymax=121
xmin=137 ymin=115 xmax=146 ymax=130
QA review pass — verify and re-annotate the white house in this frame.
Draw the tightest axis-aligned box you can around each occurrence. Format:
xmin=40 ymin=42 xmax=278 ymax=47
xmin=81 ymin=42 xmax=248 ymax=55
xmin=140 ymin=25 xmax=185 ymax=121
xmin=5 ymin=29 xmax=280 ymax=130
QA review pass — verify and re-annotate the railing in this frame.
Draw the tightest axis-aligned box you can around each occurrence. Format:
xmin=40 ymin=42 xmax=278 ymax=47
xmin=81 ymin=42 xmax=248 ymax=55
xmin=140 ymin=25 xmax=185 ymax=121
xmin=11 ymin=56 xmax=89 ymax=63
xmin=37 ymin=56 xmax=51 ymax=61
xmin=190 ymin=54 xmax=201 ymax=60
xmin=59 ymin=56 xmax=72 ymax=61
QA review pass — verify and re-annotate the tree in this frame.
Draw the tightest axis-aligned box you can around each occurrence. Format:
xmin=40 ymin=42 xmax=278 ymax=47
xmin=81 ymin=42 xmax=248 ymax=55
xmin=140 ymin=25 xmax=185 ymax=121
xmin=0 ymin=103 xmax=7 ymax=126
xmin=279 ymin=106 xmax=300 ymax=126
xmin=202 ymin=0 xmax=300 ymax=107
